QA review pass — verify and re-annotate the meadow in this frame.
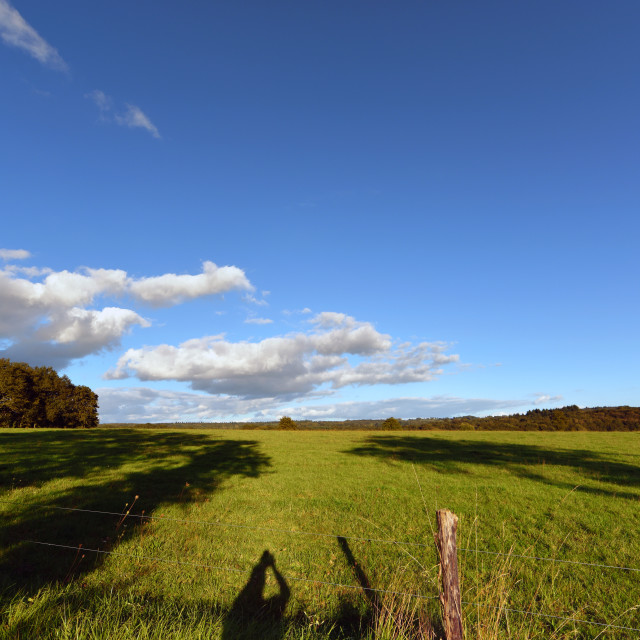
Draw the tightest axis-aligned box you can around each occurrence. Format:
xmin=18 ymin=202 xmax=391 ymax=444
xmin=1 ymin=428 xmax=640 ymax=639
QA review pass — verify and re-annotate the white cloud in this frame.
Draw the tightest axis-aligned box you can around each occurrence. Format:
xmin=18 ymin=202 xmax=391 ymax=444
xmin=244 ymin=293 xmax=269 ymax=306
xmin=245 ymin=317 xmax=273 ymax=325
xmin=107 ymin=312 xmax=459 ymax=400
xmin=3 ymin=264 xmax=52 ymax=277
xmin=0 ymin=0 xmax=67 ymax=71
xmin=129 ymin=261 xmax=252 ymax=307
xmin=44 ymin=307 xmax=150 ymax=345
xmin=4 ymin=307 xmax=149 ymax=370
xmin=282 ymin=307 xmax=312 ymax=316
xmin=85 ymin=89 xmax=112 ymax=115
xmin=85 ymin=90 xmax=161 ymax=139
xmin=0 ymin=256 xmax=253 ymax=369
xmin=0 ymin=248 xmax=31 ymax=260
xmin=114 ymin=103 xmax=161 ymax=139
xmin=0 ymin=262 xmax=146 ymax=367
xmin=533 ymin=393 xmax=563 ymax=405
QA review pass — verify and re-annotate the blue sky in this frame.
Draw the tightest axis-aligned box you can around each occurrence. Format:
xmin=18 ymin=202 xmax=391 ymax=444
xmin=1 ymin=0 xmax=638 ymax=423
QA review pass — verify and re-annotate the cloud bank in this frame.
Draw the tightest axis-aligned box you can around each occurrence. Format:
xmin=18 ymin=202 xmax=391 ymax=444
xmin=97 ymin=387 xmax=524 ymax=424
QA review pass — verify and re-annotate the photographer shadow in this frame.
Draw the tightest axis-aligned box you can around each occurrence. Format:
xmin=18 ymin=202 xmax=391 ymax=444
xmin=222 ymin=550 xmax=290 ymax=640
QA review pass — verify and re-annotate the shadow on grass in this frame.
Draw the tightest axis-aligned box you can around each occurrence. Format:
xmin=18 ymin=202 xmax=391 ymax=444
xmin=334 ymin=535 xmax=439 ymax=640
xmin=222 ymin=550 xmax=290 ymax=640
xmin=0 ymin=429 xmax=271 ymax=592
xmin=345 ymin=435 xmax=640 ymax=499
xmin=1 ymin=529 xmax=439 ymax=639
xmin=3 ymin=581 xmax=437 ymax=640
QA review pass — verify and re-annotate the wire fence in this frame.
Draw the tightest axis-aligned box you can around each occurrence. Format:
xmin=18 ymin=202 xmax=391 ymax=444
xmin=26 ymin=540 xmax=438 ymax=602
xmin=2 ymin=497 xmax=640 ymax=633
xmin=3 ymin=498 xmax=639 ymax=573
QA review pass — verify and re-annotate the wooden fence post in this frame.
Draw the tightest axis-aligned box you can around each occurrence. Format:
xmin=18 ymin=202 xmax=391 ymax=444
xmin=436 ymin=509 xmax=463 ymax=640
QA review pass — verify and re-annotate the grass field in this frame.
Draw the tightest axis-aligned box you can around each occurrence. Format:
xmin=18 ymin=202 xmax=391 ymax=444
xmin=1 ymin=428 xmax=640 ymax=639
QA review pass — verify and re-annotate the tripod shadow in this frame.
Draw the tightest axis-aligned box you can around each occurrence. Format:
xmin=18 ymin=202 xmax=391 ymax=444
xmin=337 ymin=536 xmax=379 ymax=610
xmin=336 ymin=536 xmax=439 ymax=639
xmin=222 ymin=550 xmax=290 ymax=640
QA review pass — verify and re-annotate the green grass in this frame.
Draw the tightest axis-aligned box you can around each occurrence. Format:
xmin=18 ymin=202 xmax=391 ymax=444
xmin=1 ymin=428 xmax=640 ymax=639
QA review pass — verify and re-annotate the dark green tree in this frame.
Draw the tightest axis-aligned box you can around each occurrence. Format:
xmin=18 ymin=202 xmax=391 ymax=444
xmin=0 ymin=358 xmax=99 ymax=428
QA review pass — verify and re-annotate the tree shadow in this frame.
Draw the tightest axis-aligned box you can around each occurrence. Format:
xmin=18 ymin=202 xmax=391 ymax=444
xmin=222 ymin=550 xmax=290 ymax=640
xmin=0 ymin=429 xmax=271 ymax=592
xmin=345 ymin=435 xmax=640 ymax=499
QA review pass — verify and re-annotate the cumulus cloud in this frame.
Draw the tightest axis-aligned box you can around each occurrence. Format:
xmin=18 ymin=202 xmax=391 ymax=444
xmin=0 ymin=0 xmax=67 ymax=71
xmin=43 ymin=307 xmax=150 ymax=345
xmin=0 ymin=256 xmax=252 ymax=369
xmin=129 ymin=261 xmax=252 ymax=306
xmin=0 ymin=248 xmax=30 ymax=260
xmin=245 ymin=317 xmax=273 ymax=325
xmin=107 ymin=313 xmax=459 ymax=401
xmin=0 ymin=263 xmax=147 ymax=368
xmin=4 ymin=307 xmax=149 ymax=371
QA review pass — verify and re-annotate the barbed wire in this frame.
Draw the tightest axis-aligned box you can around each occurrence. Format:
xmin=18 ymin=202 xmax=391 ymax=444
xmin=0 ymin=499 xmax=430 ymax=549
xmin=3 ymin=499 xmax=639 ymax=574
xmin=26 ymin=540 xmax=439 ymax=601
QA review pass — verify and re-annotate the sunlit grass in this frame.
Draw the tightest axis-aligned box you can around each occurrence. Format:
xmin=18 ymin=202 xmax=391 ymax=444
xmin=1 ymin=429 xmax=639 ymax=638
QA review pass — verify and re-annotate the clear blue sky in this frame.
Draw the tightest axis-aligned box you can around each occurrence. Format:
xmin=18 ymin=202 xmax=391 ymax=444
xmin=1 ymin=0 xmax=638 ymax=422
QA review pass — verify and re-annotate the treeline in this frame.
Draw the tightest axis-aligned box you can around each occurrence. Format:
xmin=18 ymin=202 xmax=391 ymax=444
xmin=0 ymin=359 xmax=98 ymax=428
xmin=103 ymin=405 xmax=640 ymax=432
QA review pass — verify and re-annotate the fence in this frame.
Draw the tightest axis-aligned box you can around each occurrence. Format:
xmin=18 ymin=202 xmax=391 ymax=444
xmin=2 ymin=498 xmax=639 ymax=638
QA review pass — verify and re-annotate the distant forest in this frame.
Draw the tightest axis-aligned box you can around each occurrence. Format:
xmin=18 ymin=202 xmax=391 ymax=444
xmin=0 ymin=359 xmax=99 ymax=429
xmin=104 ymin=405 xmax=640 ymax=432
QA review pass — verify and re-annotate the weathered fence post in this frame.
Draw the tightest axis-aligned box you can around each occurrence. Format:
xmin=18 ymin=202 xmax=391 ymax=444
xmin=436 ymin=509 xmax=463 ymax=640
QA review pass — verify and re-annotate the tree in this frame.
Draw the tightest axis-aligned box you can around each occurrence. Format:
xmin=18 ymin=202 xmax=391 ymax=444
xmin=0 ymin=358 xmax=99 ymax=428
xmin=72 ymin=385 xmax=99 ymax=428
xmin=382 ymin=416 xmax=401 ymax=430
xmin=278 ymin=416 xmax=298 ymax=430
